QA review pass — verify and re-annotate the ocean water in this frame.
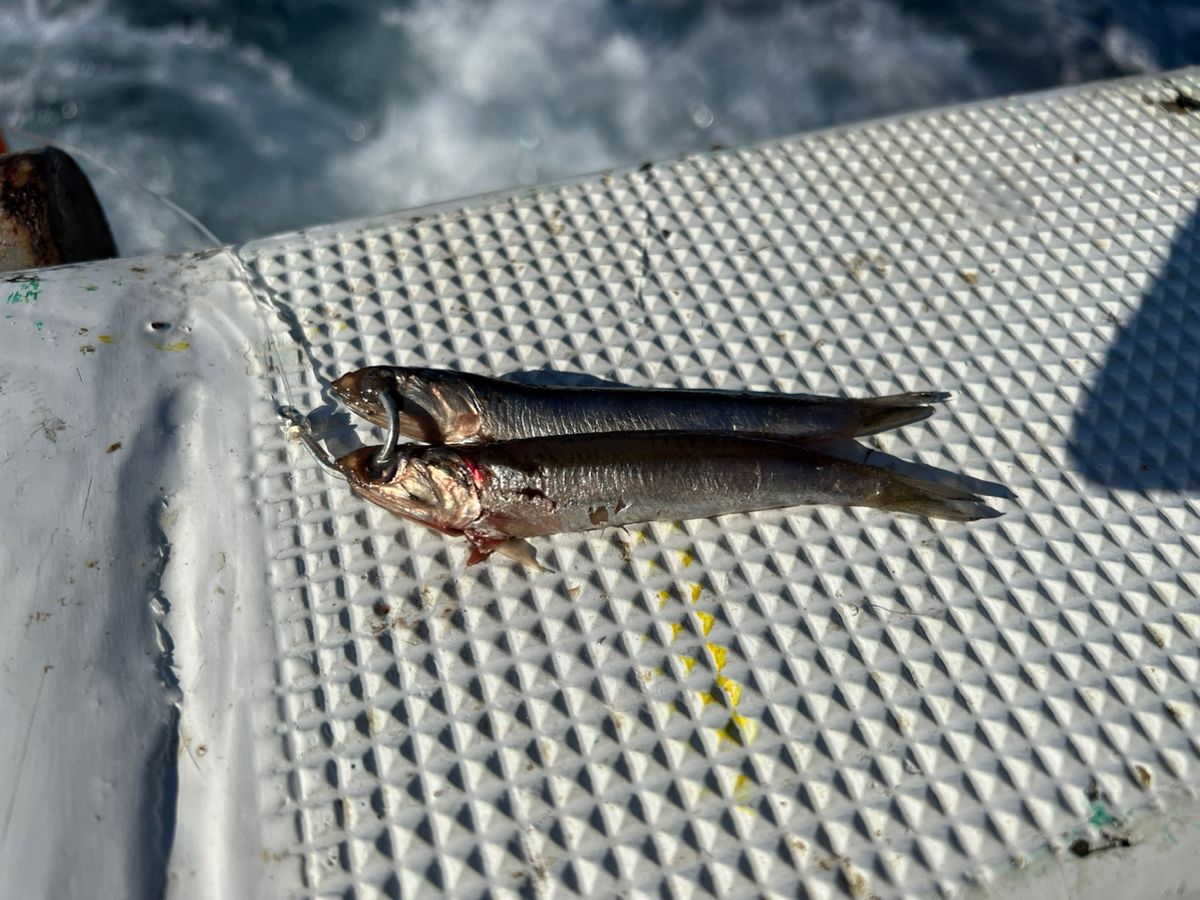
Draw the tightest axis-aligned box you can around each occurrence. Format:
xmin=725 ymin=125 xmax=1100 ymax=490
xmin=0 ymin=0 xmax=1196 ymax=253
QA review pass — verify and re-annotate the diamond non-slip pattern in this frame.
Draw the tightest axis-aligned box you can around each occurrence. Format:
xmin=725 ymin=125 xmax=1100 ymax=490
xmin=242 ymin=72 xmax=1200 ymax=896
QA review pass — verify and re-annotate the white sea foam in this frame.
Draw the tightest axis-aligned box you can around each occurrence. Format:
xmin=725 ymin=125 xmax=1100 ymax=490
xmin=330 ymin=0 xmax=987 ymax=215
xmin=0 ymin=0 xmax=1176 ymax=251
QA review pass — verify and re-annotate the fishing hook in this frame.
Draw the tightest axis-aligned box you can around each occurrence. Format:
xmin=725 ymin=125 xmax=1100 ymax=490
xmin=279 ymin=406 xmax=345 ymax=478
xmin=371 ymin=386 xmax=402 ymax=475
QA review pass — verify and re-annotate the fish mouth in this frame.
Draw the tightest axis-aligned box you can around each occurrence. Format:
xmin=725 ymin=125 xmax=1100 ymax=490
xmin=336 ymin=444 xmax=388 ymax=480
xmin=332 ymin=367 xmax=444 ymax=442
xmin=336 ymin=443 xmax=483 ymax=530
xmin=336 ymin=445 xmax=422 ymax=518
xmin=332 ymin=368 xmax=387 ymax=423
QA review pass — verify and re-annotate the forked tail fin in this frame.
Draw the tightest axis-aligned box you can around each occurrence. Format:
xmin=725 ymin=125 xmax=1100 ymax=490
xmin=871 ymin=467 xmax=1002 ymax=521
xmin=850 ymin=391 xmax=952 ymax=437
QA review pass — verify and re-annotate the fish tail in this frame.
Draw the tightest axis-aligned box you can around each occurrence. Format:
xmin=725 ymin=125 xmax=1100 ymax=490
xmin=870 ymin=469 xmax=1002 ymax=521
xmin=851 ymin=391 xmax=951 ymax=437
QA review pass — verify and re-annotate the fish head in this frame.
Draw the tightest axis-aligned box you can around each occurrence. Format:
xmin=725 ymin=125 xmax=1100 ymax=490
xmin=332 ymin=366 xmax=482 ymax=443
xmin=335 ymin=444 xmax=482 ymax=534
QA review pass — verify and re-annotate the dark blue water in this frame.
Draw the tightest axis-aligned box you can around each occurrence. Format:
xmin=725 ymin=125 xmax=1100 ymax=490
xmin=1 ymin=0 xmax=1196 ymax=251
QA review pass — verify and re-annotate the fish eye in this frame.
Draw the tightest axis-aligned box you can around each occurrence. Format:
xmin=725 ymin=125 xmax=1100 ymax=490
xmin=360 ymin=369 xmax=392 ymax=401
xmin=364 ymin=454 xmax=398 ymax=481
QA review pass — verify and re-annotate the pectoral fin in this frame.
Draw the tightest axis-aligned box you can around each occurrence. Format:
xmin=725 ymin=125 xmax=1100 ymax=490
xmin=465 ymin=532 xmax=547 ymax=571
xmin=495 ymin=538 xmax=548 ymax=571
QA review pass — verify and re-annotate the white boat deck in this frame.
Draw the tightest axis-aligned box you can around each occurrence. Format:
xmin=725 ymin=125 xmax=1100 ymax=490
xmin=3 ymin=68 xmax=1200 ymax=898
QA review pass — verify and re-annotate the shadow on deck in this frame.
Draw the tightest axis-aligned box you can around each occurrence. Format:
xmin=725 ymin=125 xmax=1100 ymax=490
xmin=1070 ymin=205 xmax=1200 ymax=492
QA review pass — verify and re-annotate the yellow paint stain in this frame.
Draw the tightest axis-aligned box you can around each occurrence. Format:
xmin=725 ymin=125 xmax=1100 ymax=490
xmin=733 ymin=713 xmax=759 ymax=743
xmin=689 ymin=583 xmax=703 ymax=603
xmin=699 ymin=690 xmax=718 ymax=706
xmin=718 ymin=713 xmax=760 ymax=746
xmin=729 ymin=777 xmax=758 ymax=816
xmin=157 ymin=340 xmax=190 ymax=352
xmin=716 ymin=674 xmax=741 ymax=706
xmin=646 ymin=558 xmax=658 ymax=572
xmin=631 ymin=530 xmax=647 ymax=545
xmin=696 ymin=610 xmax=715 ymax=636
xmin=679 ymin=550 xmax=695 ymax=568
xmin=707 ymin=642 xmax=727 ymax=672
xmin=337 ymin=321 xmax=350 ymax=332
xmin=669 ymin=622 xmax=684 ymax=641
xmin=657 ymin=589 xmax=671 ymax=608
xmin=678 ymin=655 xmax=697 ymax=674
xmin=733 ymin=773 xmax=754 ymax=799
xmin=97 ymin=334 xmax=115 ymax=344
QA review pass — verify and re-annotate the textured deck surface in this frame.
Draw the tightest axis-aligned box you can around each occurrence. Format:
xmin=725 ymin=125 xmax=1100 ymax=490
xmin=238 ymin=70 xmax=1200 ymax=897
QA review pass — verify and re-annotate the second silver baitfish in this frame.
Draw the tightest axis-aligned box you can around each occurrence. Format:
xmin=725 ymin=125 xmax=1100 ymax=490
xmin=329 ymin=431 xmax=999 ymax=564
xmin=332 ymin=366 xmax=949 ymax=445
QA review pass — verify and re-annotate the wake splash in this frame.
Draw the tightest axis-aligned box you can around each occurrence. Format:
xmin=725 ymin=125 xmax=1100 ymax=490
xmin=0 ymin=0 xmax=1184 ymax=251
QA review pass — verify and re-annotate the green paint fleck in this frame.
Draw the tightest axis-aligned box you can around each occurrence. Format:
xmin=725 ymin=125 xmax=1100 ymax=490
xmin=5 ymin=278 xmax=40 ymax=305
xmin=34 ymin=321 xmax=43 ymax=331
xmin=83 ymin=284 xmax=97 ymax=291
xmin=1088 ymin=802 xmax=1115 ymax=827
